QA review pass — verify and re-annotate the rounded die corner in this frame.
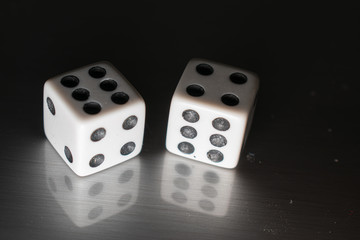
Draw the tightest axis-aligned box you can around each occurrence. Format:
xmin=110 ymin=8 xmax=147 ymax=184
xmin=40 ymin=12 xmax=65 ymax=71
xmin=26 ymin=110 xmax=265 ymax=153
xmin=224 ymin=161 xmax=240 ymax=169
xmin=73 ymin=167 xmax=99 ymax=177
xmin=164 ymin=142 xmax=172 ymax=154
xmin=43 ymin=78 xmax=51 ymax=89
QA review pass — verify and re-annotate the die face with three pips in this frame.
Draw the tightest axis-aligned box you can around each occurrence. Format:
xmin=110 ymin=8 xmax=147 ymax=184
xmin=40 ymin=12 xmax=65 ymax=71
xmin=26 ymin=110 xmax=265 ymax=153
xmin=43 ymin=62 xmax=145 ymax=176
xmin=166 ymin=59 xmax=259 ymax=168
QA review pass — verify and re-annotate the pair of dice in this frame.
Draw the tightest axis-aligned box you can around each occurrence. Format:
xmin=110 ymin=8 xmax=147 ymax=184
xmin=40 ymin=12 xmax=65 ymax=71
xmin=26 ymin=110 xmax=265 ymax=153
xmin=44 ymin=59 xmax=259 ymax=176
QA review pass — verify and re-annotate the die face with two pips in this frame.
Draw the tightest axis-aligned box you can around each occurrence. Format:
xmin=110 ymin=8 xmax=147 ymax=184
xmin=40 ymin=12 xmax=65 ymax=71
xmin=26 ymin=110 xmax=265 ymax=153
xmin=166 ymin=59 xmax=259 ymax=168
xmin=44 ymin=62 xmax=145 ymax=176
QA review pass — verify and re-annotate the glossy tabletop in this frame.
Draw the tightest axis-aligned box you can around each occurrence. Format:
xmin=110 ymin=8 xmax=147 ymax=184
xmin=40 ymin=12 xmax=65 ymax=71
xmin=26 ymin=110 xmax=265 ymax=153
xmin=0 ymin=1 xmax=359 ymax=239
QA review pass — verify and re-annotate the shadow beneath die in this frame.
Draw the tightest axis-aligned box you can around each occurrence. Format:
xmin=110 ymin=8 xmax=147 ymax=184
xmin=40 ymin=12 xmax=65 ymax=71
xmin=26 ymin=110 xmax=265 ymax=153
xmin=44 ymin=146 xmax=141 ymax=228
xmin=160 ymin=152 xmax=236 ymax=217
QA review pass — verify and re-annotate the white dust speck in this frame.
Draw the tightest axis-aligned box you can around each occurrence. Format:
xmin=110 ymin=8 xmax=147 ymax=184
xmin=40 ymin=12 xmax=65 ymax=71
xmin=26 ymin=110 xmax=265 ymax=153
xmin=246 ymin=152 xmax=256 ymax=163
xmin=334 ymin=158 xmax=339 ymax=163
xmin=328 ymin=128 xmax=333 ymax=133
xmin=289 ymin=200 xmax=293 ymax=204
xmin=263 ymin=228 xmax=274 ymax=234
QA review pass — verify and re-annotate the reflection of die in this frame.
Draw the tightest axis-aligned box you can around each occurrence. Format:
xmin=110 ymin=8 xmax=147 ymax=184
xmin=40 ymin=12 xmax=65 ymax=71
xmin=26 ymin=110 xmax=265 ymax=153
xmin=161 ymin=152 xmax=235 ymax=216
xmin=43 ymin=61 xmax=145 ymax=176
xmin=45 ymin=145 xmax=140 ymax=227
xmin=166 ymin=59 xmax=259 ymax=168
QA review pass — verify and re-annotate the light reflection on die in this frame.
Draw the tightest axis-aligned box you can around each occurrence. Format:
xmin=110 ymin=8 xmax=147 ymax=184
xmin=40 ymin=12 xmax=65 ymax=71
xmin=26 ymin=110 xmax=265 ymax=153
xmin=160 ymin=152 xmax=235 ymax=217
xmin=44 ymin=144 xmax=140 ymax=228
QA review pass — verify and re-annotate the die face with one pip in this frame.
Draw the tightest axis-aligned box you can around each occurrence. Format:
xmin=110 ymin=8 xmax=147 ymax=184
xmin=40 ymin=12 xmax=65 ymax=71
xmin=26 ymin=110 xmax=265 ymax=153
xmin=166 ymin=59 xmax=259 ymax=168
xmin=44 ymin=61 xmax=145 ymax=176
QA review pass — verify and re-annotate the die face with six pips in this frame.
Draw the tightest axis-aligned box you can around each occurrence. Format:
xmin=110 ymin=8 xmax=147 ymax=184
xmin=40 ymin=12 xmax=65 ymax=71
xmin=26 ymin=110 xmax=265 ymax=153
xmin=166 ymin=58 xmax=259 ymax=168
xmin=43 ymin=61 xmax=145 ymax=176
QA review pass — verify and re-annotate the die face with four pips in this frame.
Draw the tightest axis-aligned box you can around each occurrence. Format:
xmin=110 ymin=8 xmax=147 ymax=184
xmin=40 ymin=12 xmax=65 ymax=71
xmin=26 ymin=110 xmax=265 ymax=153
xmin=166 ymin=59 xmax=259 ymax=168
xmin=44 ymin=61 xmax=145 ymax=176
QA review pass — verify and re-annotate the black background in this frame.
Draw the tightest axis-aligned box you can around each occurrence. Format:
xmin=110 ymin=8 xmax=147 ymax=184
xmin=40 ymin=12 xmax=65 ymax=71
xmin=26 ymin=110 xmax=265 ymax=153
xmin=1 ymin=1 xmax=360 ymax=239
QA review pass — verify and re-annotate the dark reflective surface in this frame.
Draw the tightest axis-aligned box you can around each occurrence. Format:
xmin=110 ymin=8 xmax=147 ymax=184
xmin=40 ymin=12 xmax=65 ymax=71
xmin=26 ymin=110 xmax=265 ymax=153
xmin=161 ymin=152 xmax=235 ymax=217
xmin=44 ymin=145 xmax=140 ymax=227
xmin=1 ymin=1 xmax=359 ymax=239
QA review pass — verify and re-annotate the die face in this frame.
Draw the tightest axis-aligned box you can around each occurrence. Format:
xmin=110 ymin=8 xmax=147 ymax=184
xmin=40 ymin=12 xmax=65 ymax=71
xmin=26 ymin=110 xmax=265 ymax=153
xmin=45 ymin=150 xmax=140 ymax=227
xmin=161 ymin=152 xmax=235 ymax=217
xmin=166 ymin=98 xmax=246 ymax=168
xmin=176 ymin=58 xmax=259 ymax=115
xmin=44 ymin=83 xmax=83 ymax=172
xmin=166 ymin=59 xmax=259 ymax=168
xmin=45 ymin=61 xmax=144 ymax=121
xmin=44 ymin=61 xmax=145 ymax=176
xmin=76 ymin=101 xmax=145 ymax=176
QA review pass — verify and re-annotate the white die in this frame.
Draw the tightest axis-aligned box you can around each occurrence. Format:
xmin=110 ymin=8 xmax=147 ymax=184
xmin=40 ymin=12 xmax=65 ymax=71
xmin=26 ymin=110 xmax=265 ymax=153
xmin=166 ymin=59 xmax=259 ymax=168
xmin=45 ymin=145 xmax=140 ymax=227
xmin=161 ymin=152 xmax=235 ymax=216
xmin=43 ymin=61 xmax=145 ymax=176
